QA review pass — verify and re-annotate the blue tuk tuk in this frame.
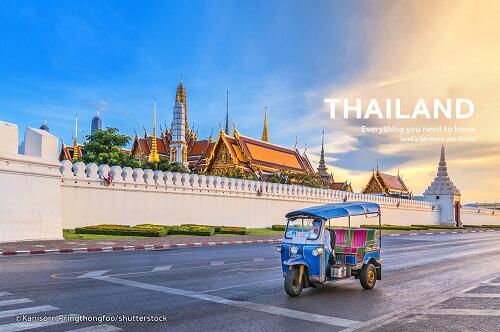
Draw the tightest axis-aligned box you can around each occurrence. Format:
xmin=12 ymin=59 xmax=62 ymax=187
xmin=276 ymin=202 xmax=382 ymax=296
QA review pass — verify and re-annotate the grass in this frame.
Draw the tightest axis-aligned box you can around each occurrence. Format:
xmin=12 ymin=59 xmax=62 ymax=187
xmin=63 ymin=228 xmax=282 ymax=240
xmin=248 ymin=228 xmax=283 ymax=235
xmin=63 ymin=230 xmax=148 ymax=240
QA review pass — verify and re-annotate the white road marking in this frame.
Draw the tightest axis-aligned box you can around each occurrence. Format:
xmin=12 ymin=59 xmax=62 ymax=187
xmin=411 ymin=309 xmax=500 ymax=316
xmin=201 ymin=278 xmax=282 ymax=293
xmin=0 ymin=292 xmax=13 ymax=297
xmin=253 ymin=257 xmax=265 ymax=262
xmin=425 ymin=232 xmax=434 ymax=235
xmin=210 ymin=260 xmax=224 ymax=266
xmin=480 ymin=282 xmax=500 ymax=286
xmin=152 ymin=265 xmax=172 ymax=272
xmin=389 ymin=234 xmax=400 ymax=237
xmin=451 ymin=231 xmax=457 ymax=234
xmin=94 ymin=276 xmax=360 ymax=328
xmin=0 ymin=320 xmax=66 ymax=332
xmin=454 ymin=293 xmax=500 ymax=298
xmin=0 ymin=305 xmax=58 ymax=319
xmin=65 ymin=324 xmax=122 ymax=332
xmin=77 ymin=270 xmax=110 ymax=279
xmin=409 ymin=233 xmax=418 ymax=236
xmin=0 ymin=299 xmax=33 ymax=307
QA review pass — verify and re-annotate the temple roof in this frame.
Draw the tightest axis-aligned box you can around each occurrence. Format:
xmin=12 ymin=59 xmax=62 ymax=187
xmin=423 ymin=145 xmax=460 ymax=196
xmin=234 ymin=131 xmax=314 ymax=174
xmin=378 ymin=172 xmax=408 ymax=191
xmin=362 ymin=169 xmax=410 ymax=196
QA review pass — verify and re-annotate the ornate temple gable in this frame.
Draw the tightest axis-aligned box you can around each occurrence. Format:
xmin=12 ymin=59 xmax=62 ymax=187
xmin=363 ymin=173 xmax=385 ymax=194
xmin=59 ymin=144 xmax=83 ymax=161
xmin=204 ymin=131 xmax=250 ymax=174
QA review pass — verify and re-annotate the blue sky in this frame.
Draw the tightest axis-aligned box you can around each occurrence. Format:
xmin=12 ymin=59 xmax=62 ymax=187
xmin=0 ymin=0 xmax=364 ymax=145
xmin=1 ymin=1 xmax=498 ymax=201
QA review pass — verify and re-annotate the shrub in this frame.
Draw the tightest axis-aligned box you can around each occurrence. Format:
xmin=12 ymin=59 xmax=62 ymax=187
xmin=271 ymin=224 xmax=286 ymax=231
xmin=217 ymin=227 xmax=249 ymax=235
xmin=416 ymin=225 xmax=457 ymax=229
xmin=75 ymin=225 xmax=166 ymax=237
xmin=169 ymin=226 xmax=215 ymax=236
xmin=360 ymin=224 xmax=429 ymax=231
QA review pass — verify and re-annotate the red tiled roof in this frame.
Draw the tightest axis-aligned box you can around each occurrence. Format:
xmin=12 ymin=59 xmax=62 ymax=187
xmin=378 ymin=172 xmax=407 ymax=191
xmin=235 ymin=133 xmax=312 ymax=174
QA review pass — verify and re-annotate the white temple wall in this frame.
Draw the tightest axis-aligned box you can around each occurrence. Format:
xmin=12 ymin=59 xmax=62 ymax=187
xmin=0 ymin=123 xmax=63 ymax=242
xmin=59 ymin=161 xmax=440 ymax=229
xmin=461 ymin=207 xmax=500 ymax=226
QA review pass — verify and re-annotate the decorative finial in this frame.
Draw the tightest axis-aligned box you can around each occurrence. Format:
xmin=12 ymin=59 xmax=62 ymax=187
xmin=262 ymin=107 xmax=269 ymax=142
xmin=72 ymin=113 xmax=79 ymax=161
xmin=148 ymin=98 xmax=160 ymax=163
xmin=294 ymin=136 xmax=298 ymax=149
xmin=225 ymin=90 xmax=229 ymax=135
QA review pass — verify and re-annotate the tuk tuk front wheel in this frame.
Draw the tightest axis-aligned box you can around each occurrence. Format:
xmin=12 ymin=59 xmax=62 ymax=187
xmin=360 ymin=264 xmax=377 ymax=289
xmin=284 ymin=267 xmax=304 ymax=297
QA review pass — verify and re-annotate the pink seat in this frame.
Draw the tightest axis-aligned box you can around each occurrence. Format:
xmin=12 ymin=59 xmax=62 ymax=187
xmin=351 ymin=229 xmax=368 ymax=248
xmin=334 ymin=228 xmax=347 ymax=246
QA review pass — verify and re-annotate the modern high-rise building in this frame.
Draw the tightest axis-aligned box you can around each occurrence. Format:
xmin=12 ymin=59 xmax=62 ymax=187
xmin=91 ymin=112 xmax=102 ymax=134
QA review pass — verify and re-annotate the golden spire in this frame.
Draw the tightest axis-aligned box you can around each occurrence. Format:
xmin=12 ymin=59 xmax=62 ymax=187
xmin=148 ymin=98 xmax=160 ymax=163
xmin=262 ymin=107 xmax=269 ymax=142
xmin=72 ymin=114 xmax=79 ymax=161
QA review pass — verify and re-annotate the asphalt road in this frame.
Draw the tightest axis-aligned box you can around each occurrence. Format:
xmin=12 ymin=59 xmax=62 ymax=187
xmin=1 ymin=231 xmax=500 ymax=332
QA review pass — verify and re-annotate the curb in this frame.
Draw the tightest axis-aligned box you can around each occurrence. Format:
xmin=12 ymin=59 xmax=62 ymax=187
xmin=388 ymin=228 xmax=499 ymax=237
xmin=0 ymin=239 xmax=283 ymax=257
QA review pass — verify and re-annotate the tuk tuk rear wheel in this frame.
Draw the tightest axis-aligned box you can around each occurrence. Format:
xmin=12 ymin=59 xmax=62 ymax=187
xmin=360 ymin=264 xmax=377 ymax=289
xmin=284 ymin=268 xmax=303 ymax=297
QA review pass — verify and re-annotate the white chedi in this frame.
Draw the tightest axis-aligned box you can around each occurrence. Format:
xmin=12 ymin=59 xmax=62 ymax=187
xmin=423 ymin=145 xmax=460 ymax=196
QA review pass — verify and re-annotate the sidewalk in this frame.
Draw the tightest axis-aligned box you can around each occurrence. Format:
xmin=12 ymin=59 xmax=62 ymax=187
xmin=1 ymin=227 xmax=497 ymax=257
xmin=0 ymin=234 xmax=282 ymax=256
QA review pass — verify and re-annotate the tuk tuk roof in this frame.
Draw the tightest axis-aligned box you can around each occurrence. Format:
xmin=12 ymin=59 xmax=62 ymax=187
xmin=285 ymin=201 xmax=380 ymax=220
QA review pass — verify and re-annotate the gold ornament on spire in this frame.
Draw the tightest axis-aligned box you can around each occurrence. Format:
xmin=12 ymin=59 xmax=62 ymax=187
xmin=72 ymin=114 xmax=79 ymax=161
xmin=262 ymin=107 xmax=269 ymax=142
xmin=148 ymin=98 xmax=160 ymax=163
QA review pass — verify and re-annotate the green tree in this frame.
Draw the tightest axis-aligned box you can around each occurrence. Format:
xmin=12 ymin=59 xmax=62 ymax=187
xmin=142 ymin=160 xmax=189 ymax=173
xmin=76 ymin=128 xmax=141 ymax=168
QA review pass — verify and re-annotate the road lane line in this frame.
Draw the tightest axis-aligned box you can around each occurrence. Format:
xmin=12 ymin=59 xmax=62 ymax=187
xmin=411 ymin=309 xmax=500 ymax=316
xmin=480 ymin=282 xmax=500 ymax=286
xmin=253 ymin=258 xmax=265 ymax=262
xmin=454 ymin=293 xmax=500 ymax=298
xmin=0 ymin=292 xmax=13 ymax=297
xmin=0 ymin=320 xmax=67 ymax=332
xmin=152 ymin=265 xmax=172 ymax=272
xmin=201 ymin=278 xmax=282 ymax=293
xmin=77 ymin=270 xmax=110 ymax=279
xmin=210 ymin=261 xmax=224 ymax=266
xmin=0 ymin=299 xmax=33 ymax=307
xmin=65 ymin=324 xmax=122 ymax=332
xmin=94 ymin=276 xmax=360 ymax=328
xmin=0 ymin=305 xmax=58 ymax=319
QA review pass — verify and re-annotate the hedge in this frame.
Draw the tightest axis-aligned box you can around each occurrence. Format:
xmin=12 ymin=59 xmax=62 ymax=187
xmin=361 ymin=224 xmax=429 ymax=231
xmin=416 ymin=225 xmax=457 ymax=229
xmin=271 ymin=225 xmax=286 ymax=231
xmin=169 ymin=226 xmax=215 ymax=236
xmin=75 ymin=225 xmax=166 ymax=237
xmin=217 ymin=227 xmax=249 ymax=235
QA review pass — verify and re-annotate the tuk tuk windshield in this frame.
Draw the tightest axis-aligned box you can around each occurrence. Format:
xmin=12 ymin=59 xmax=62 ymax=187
xmin=285 ymin=218 xmax=322 ymax=240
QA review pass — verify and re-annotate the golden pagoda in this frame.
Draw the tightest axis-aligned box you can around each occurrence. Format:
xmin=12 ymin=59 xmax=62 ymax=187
xmin=148 ymin=98 xmax=160 ymax=163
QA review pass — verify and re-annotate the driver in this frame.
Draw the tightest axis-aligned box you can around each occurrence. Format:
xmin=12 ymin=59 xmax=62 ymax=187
xmin=313 ymin=219 xmax=335 ymax=270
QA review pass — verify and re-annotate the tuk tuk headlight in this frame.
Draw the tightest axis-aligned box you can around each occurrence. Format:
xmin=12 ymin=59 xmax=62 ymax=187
xmin=312 ymin=247 xmax=324 ymax=256
xmin=290 ymin=246 xmax=299 ymax=255
xmin=276 ymin=245 xmax=282 ymax=253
